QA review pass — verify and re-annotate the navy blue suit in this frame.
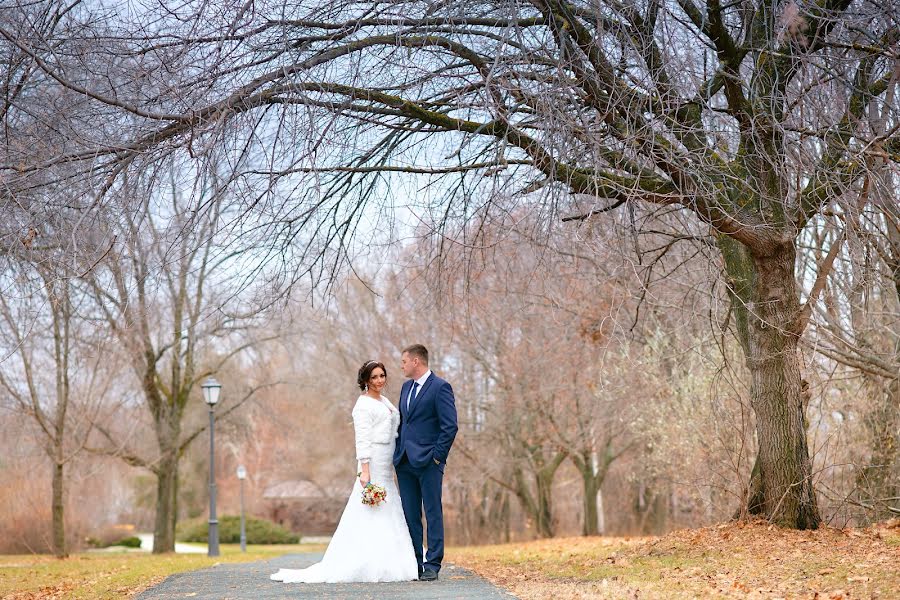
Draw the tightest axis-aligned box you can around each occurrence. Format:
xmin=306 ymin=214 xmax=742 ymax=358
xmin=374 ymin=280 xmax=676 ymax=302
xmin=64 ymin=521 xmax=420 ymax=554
xmin=393 ymin=372 xmax=458 ymax=574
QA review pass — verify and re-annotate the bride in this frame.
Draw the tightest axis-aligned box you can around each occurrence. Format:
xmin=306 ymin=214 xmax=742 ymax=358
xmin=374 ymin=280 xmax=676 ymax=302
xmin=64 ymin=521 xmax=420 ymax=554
xmin=270 ymin=360 xmax=419 ymax=583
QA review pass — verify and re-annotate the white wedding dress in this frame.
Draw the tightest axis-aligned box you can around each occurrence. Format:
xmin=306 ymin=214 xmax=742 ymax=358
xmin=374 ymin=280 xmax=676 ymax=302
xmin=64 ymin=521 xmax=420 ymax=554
xmin=270 ymin=395 xmax=419 ymax=583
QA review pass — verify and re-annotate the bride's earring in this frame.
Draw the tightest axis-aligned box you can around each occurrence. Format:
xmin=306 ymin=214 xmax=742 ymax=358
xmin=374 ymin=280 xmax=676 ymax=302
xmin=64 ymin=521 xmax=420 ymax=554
xmin=365 ymin=384 xmax=369 ymax=392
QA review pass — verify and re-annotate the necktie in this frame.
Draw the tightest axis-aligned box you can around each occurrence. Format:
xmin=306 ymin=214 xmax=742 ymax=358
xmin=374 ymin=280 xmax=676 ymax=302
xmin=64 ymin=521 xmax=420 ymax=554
xmin=407 ymin=381 xmax=419 ymax=412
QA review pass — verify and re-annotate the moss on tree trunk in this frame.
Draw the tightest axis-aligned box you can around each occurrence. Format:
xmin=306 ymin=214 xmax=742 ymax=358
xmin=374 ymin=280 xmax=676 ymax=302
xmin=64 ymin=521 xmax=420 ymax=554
xmin=721 ymin=238 xmax=821 ymax=529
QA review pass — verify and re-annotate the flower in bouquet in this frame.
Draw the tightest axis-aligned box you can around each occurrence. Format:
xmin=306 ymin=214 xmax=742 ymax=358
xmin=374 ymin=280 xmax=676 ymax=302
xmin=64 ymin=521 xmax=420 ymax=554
xmin=361 ymin=482 xmax=387 ymax=506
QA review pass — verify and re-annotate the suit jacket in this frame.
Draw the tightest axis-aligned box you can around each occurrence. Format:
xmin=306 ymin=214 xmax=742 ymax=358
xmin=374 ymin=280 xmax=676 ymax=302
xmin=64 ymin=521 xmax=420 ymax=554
xmin=393 ymin=372 xmax=458 ymax=469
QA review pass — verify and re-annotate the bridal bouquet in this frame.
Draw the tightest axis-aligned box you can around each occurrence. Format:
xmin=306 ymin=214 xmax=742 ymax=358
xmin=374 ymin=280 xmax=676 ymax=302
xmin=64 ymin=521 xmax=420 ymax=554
xmin=361 ymin=482 xmax=387 ymax=506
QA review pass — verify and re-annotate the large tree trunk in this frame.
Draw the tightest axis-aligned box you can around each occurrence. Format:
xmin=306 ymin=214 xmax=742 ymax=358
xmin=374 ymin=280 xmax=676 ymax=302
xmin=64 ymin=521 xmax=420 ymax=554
xmin=512 ymin=449 xmax=566 ymax=538
xmin=51 ymin=460 xmax=67 ymax=558
xmin=743 ymin=377 xmax=814 ymax=519
xmin=495 ymin=491 xmax=511 ymax=543
xmin=152 ymin=450 xmax=179 ymax=553
xmin=482 ymin=485 xmax=511 ymax=543
xmin=571 ymin=450 xmax=607 ymax=536
xmin=152 ymin=409 xmax=182 ymax=554
xmin=741 ymin=244 xmax=820 ymax=529
xmin=580 ymin=467 xmax=601 ymax=536
xmin=149 ymin=379 xmax=185 ymax=553
xmin=721 ymin=237 xmax=821 ymax=528
xmin=534 ymin=468 xmax=555 ymax=538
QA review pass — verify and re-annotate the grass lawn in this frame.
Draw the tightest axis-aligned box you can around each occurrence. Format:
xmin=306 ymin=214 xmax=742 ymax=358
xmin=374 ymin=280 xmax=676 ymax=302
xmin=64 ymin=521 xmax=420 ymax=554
xmin=450 ymin=519 xmax=900 ymax=599
xmin=0 ymin=543 xmax=325 ymax=599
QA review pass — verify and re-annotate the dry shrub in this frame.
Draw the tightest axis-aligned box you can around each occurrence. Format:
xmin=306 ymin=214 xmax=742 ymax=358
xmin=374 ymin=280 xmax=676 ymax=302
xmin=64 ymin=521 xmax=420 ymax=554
xmin=0 ymin=464 xmax=53 ymax=554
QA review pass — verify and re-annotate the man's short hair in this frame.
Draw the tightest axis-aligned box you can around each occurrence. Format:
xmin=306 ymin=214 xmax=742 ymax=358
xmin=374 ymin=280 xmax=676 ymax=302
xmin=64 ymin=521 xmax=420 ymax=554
xmin=402 ymin=344 xmax=429 ymax=365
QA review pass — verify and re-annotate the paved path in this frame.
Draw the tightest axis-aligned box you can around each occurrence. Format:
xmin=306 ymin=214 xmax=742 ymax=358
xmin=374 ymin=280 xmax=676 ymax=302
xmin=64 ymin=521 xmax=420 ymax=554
xmin=137 ymin=552 xmax=517 ymax=599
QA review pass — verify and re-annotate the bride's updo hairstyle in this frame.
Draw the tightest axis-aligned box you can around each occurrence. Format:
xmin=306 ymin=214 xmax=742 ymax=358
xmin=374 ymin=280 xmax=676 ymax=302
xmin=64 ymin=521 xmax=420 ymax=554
xmin=357 ymin=360 xmax=387 ymax=391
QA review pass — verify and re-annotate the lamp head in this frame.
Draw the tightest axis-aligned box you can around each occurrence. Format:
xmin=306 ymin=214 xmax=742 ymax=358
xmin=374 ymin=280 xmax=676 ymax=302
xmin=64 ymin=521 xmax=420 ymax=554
xmin=237 ymin=465 xmax=247 ymax=480
xmin=201 ymin=377 xmax=222 ymax=406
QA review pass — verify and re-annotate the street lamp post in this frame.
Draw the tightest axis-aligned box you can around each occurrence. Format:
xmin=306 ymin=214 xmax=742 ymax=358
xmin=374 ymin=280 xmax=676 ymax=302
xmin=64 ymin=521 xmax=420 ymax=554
xmin=236 ymin=465 xmax=247 ymax=552
xmin=201 ymin=377 xmax=222 ymax=558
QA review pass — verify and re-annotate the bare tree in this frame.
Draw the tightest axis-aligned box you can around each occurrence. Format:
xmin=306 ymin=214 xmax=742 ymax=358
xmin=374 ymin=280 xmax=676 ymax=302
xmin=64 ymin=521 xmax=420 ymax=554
xmin=79 ymin=167 xmax=281 ymax=552
xmin=0 ymin=233 xmax=117 ymax=557
xmin=3 ymin=0 xmax=898 ymax=529
xmin=804 ymin=167 xmax=900 ymax=520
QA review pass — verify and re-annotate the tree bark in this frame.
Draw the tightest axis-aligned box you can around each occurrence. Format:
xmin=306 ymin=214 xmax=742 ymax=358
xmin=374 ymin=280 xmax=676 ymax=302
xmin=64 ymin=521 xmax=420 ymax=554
xmin=744 ymin=456 xmax=766 ymax=517
xmin=720 ymin=235 xmax=821 ymax=528
xmin=511 ymin=449 xmax=567 ymax=538
xmin=571 ymin=449 xmax=610 ymax=536
xmin=534 ymin=468 xmax=555 ymax=538
xmin=484 ymin=486 xmax=511 ymax=543
xmin=741 ymin=244 xmax=820 ymax=529
xmin=151 ymin=407 xmax=183 ymax=554
xmin=51 ymin=460 xmax=67 ymax=558
xmin=152 ymin=450 xmax=180 ymax=553
xmin=580 ymin=466 xmax=601 ymax=536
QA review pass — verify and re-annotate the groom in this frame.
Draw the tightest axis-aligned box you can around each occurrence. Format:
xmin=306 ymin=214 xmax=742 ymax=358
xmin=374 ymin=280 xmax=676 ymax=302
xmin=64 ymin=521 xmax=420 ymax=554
xmin=394 ymin=344 xmax=458 ymax=581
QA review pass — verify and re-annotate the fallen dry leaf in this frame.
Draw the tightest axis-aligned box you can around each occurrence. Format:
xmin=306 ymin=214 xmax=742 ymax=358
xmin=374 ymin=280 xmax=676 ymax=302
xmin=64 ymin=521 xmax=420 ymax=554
xmin=451 ymin=518 xmax=900 ymax=600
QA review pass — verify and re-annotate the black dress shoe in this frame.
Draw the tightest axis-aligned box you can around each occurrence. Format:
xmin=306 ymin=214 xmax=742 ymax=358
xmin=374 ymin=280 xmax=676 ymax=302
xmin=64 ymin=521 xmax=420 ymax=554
xmin=419 ymin=570 xmax=439 ymax=581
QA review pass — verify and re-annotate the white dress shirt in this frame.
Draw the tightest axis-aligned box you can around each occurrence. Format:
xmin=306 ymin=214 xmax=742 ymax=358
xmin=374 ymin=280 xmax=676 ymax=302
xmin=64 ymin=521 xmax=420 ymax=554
xmin=406 ymin=369 xmax=432 ymax=411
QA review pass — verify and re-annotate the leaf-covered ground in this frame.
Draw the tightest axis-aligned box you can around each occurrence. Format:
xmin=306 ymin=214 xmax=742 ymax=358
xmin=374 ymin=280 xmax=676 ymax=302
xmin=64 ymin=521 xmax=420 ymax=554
xmin=3 ymin=522 xmax=897 ymax=599
xmin=451 ymin=519 xmax=900 ymax=599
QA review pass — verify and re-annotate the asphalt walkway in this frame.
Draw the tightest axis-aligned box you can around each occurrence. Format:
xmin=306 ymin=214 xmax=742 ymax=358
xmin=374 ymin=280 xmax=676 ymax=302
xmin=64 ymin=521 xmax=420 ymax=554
xmin=137 ymin=552 xmax=517 ymax=599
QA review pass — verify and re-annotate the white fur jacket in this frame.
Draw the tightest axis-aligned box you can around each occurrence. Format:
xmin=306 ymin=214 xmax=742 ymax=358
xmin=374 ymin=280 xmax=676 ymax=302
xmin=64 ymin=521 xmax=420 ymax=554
xmin=351 ymin=395 xmax=400 ymax=462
